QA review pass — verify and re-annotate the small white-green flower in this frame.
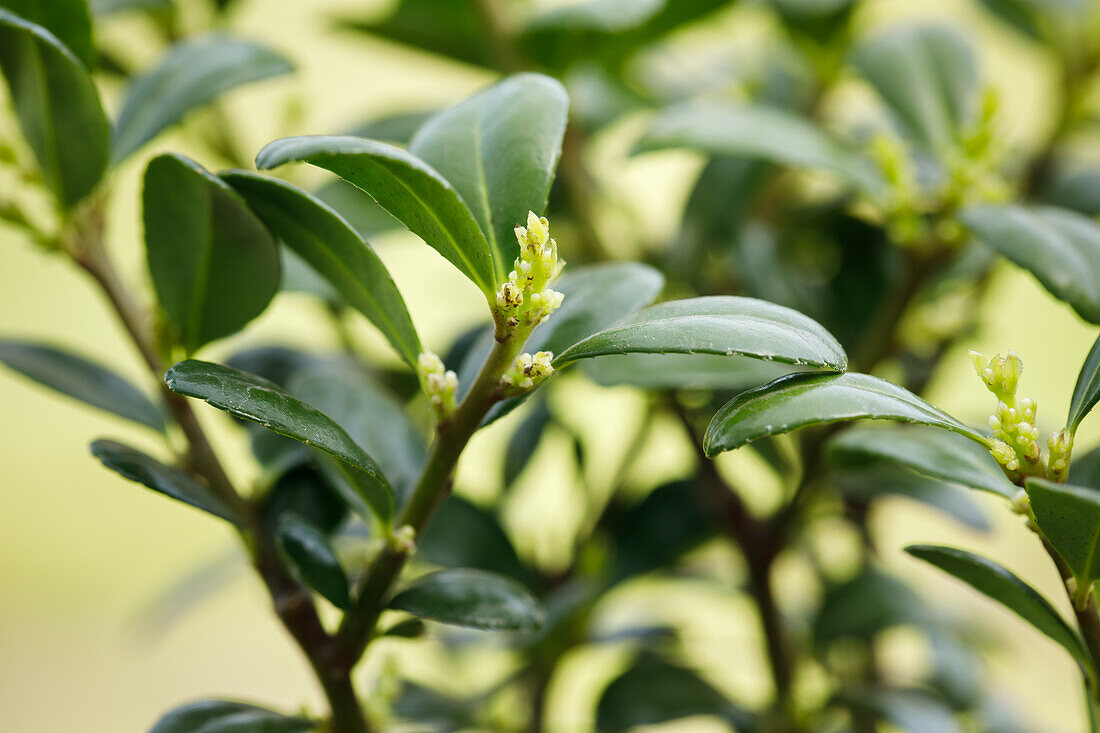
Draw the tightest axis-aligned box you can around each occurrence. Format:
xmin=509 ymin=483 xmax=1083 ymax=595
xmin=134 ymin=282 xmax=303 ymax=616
xmin=418 ymin=350 xmax=458 ymax=419
xmin=495 ymin=212 xmax=565 ymax=335
xmin=501 ymin=351 xmax=554 ymax=395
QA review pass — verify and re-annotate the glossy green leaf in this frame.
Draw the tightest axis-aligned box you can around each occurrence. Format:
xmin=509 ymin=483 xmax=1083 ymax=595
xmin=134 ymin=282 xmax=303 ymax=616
xmin=1026 ymin=477 xmax=1100 ymax=593
xmin=113 ymin=35 xmax=293 ymax=163
xmin=143 ymin=154 xmax=280 ymax=352
xmin=419 ymin=496 xmax=532 ymax=584
xmin=833 ymin=464 xmax=991 ymax=531
xmin=962 ymin=204 xmax=1100 ymax=324
xmin=337 ymin=0 xmax=494 ymax=69
xmin=521 ymin=0 xmax=734 ymax=71
xmin=313 ymin=180 xmax=399 ymax=241
xmin=148 ymin=700 xmax=315 ymax=733
xmin=828 ymin=425 xmax=1015 ymax=499
xmin=705 ymin=372 xmax=987 ymax=457
xmin=1070 ymin=445 xmax=1100 ymax=491
xmin=91 ymin=439 xmax=241 ymax=524
xmin=596 ymin=655 xmax=753 ymax=732
xmin=409 ymin=74 xmax=568 ymax=277
xmin=584 ymin=352 xmax=798 ymax=390
xmin=164 ymin=360 xmax=393 ymax=500
xmin=222 ymin=171 xmax=421 ymax=367
xmin=0 ymin=10 xmax=109 ymax=207
xmin=906 ymin=544 xmax=1093 ymax=673
xmin=256 ymin=135 xmax=497 ymax=298
xmin=0 ymin=340 xmax=164 ymax=431
xmin=91 ymin=0 xmax=170 ymax=15
xmin=276 ymin=513 xmax=349 ymax=609
xmin=388 ymin=568 xmax=543 ymax=631
xmin=0 ymin=0 xmax=94 ymax=68
xmin=1069 ymin=334 xmax=1100 ymax=431
xmin=291 ymin=361 xmax=424 ymax=503
xmin=855 ymin=25 xmax=977 ymax=150
xmin=260 ymin=465 xmax=346 ymax=536
xmin=555 ymin=296 xmax=847 ymax=371
xmin=636 ymin=101 xmax=883 ymax=193
xmin=377 ymin=618 xmax=426 ymax=639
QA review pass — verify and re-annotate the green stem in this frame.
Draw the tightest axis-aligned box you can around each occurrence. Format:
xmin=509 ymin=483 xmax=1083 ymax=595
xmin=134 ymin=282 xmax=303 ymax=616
xmin=335 ymin=331 xmax=527 ymax=662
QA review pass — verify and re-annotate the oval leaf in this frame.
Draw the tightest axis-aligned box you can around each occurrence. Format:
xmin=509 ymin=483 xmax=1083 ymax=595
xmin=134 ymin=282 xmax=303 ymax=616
xmin=409 ymin=73 xmax=568 ymax=277
xmin=113 ymin=35 xmax=293 ymax=163
xmin=961 ymin=204 xmax=1100 ymax=325
xmin=834 ymin=464 xmax=991 ymax=531
xmin=92 ymin=439 xmax=241 ymax=524
xmin=256 ymin=135 xmax=498 ymax=298
xmin=855 ymin=25 xmax=977 ymax=150
xmin=0 ymin=9 xmax=109 ymax=207
xmin=1069 ymin=333 xmax=1100 ymax=431
xmin=1 ymin=0 xmax=94 ymax=68
xmin=705 ymin=372 xmax=987 ymax=457
xmin=1026 ymin=477 xmax=1100 ymax=593
xmin=222 ymin=171 xmax=421 ymax=367
xmin=636 ymin=101 xmax=883 ymax=193
xmin=388 ymin=568 xmax=543 ymax=631
xmin=143 ymin=154 xmax=281 ymax=352
xmin=583 ymin=352 xmax=797 ymax=390
xmin=906 ymin=544 xmax=1092 ymax=674
xmin=828 ymin=425 xmax=1015 ymax=499
xmin=163 ymin=359 xmax=393 ymax=499
xmin=555 ymin=296 xmax=847 ymax=371
xmin=148 ymin=699 xmax=314 ymax=733
xmin=291 ymin=361 xmax=425 ymax=504
xmin=276 ymin=513 xmax=349 ymax=609
xmin=0 ymin=340 xmax=165 ymax=431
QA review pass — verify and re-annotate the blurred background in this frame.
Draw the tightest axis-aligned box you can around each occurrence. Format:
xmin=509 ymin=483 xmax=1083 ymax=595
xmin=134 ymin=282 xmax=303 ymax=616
xmin=3 ymin=0 xmax=1100 ymax=730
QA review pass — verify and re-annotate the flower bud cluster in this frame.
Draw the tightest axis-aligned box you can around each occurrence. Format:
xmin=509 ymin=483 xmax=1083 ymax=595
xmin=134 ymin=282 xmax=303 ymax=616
xmin=501 ymin=351 xmax=553 ymax=396
xmin=970 ymin=349 xmax=1074 ymax=482
xmin=495 ymin=211 xmax=565 ymax=336
xmin=418 ymin=351 xmax=457 ymax=420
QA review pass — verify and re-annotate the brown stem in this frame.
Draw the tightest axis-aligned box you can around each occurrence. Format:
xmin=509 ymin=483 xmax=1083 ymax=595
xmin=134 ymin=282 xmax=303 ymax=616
xmin=62 ymin=201 xmax=370 ymax=733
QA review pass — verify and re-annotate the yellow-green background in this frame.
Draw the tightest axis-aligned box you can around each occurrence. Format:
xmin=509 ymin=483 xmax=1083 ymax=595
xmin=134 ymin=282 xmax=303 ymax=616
xmin=1 ymin=0 xmax=1098 ymax=729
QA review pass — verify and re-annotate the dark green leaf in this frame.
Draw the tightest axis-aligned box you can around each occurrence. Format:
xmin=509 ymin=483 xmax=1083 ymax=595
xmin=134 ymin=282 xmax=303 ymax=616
xmin=828 ymin=425 xmax=1015 ymax=499
xmin=0 ymin=10 xmax=109 ymax=207
xmin=1042 ymin=166 xmax=1100 ymax=217
xmin=522 ymin=0 xmax=735 ymax=71
xmin=705 ymin=372 xmax=987 ymax=457
xmin=814 ymin=568 xmax=927 ymax=645
xmin=391 ymin=682 xmax=477 ymax=729
xmin=276 ymin=513 xmax=349 ymax=609
xmin=260 ymin=465 xmax=346 ymax=536
xmin=1070 ymin=445 xmax=1100 ymax=490
xmin=143 ymin=154 xmax=280 ymax=352
xmin=1026 ymin=477 xmax=1100 ymax=593
xmin=336 ymin=0 xmax=494 ymax=69
xmin=636 ymin=101 xmax=883 ymax=193
xmin=91 ymin=439 xmax=241 ymax=524
xmin=163 ymin=360 xmax=392 ymax=500
xmin=556 ymin=296 xmax=847 ymax=371
xmin=291 ymin=361 xmax=424 ymax=503
xmin=222 ymin=171 xmax=421 ymax=367
xmin=1069 ymin=333 xmax=1100 ymax=431
xmin=256 ymin=135 xmax=498 ymax=298
xmin=279 ymin=247 xmax=340 ymax=302
xmin=584 ymin=352 xmax=798 ymax=390
xmin=596 ymin=655 xmax=752 ymax=732
xmin=906 ymin=544 xmax=1093 ymax=674
xmin=833 ymin=464 xmax=991 ymax=531
xmin=0 ymin=0 xmax=94 ymax=68
xmin=313 ymin=180 xmax=399 ymax=240
xmin=961 ymin=204 xmax=1100 ymax=324
xmin=419 ymin=496 xmax=530 ymax=584
xmin=388 ymin=568 xmax=543 ymax=631
xmin=0 ymin=340 xmax=164 ymax=431
xmin=148 ymin=699 xmax=315 ymax=733
xmin=91 ymin=0 xmax=170 ymax=16
xmin=609 ymin=479 xmax=715 ymax=581
xmin=409 ymin=73 xmax=568 ymax=277
xmin=977 ymin=0 xmax=1083 ymax=43
xmin=113 ymin=35 xmax=293 ymax=163
xmin=854 ymin=25 xmax=977 ymax=150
